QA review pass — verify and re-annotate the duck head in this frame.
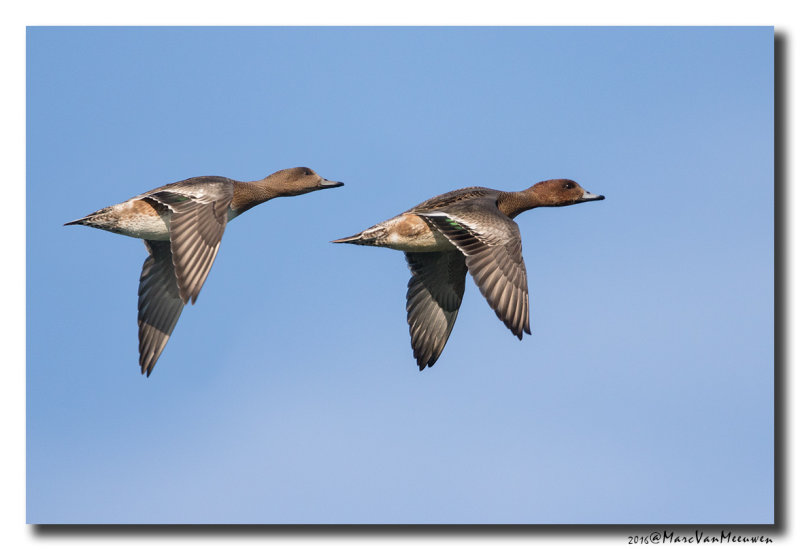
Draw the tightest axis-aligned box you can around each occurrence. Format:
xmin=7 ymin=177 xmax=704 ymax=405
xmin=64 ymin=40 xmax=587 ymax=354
xmin=529 ymin=179 xmax=604 ymax=207
xmin=498 ymin=179 xmax=604 ymax=218
xmin=265 ymin=167 xmax=344 ymax=196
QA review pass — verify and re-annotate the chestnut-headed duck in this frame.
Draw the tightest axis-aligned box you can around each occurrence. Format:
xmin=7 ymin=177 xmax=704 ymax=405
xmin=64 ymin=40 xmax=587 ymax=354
xmin=66 ymin=167 xmax=344 ymax=376
xmin=332 ymin=178 xmax=603 ymax=369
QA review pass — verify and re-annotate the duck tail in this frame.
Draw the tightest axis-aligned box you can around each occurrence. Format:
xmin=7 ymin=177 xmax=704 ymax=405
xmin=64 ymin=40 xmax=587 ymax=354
xmin=330 ymin=232 xmax=364 ymax=244
xmin=64 ymin=216 xmax=89 ymax=227
xmin=331 ymin=225 xmax=387 ymax=246
xmin=64 ymin=206 xmax=113 ymax=227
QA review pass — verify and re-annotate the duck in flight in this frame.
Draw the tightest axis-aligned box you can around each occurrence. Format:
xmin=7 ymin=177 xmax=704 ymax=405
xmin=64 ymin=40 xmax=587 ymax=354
xmin=66 ymin=167 xmax=344 ymax=376
xmin=332 ymin=179 xmax=604 ymax=369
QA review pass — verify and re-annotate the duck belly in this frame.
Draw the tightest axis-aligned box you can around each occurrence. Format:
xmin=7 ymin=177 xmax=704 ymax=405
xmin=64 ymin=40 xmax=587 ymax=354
xmin=114 ymin=210 xmax=171 ymax=240
xmin=378 ymin=213 xmax=455 ymax=252
xmin=80 ymin=199 xmax=172 ymax=241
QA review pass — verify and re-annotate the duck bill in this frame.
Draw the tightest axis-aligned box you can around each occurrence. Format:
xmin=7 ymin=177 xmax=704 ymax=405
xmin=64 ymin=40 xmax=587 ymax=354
xmin=319 ymin=178 xmax=344 ymax=189
xmin=577 ymin=190 xmax=605 ymax=202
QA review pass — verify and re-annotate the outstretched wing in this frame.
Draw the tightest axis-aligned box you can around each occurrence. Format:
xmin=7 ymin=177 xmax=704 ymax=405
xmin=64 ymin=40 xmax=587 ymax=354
xmin=419 ymin=198 xmax=531 ymax=339
xmin=138 ymin=240 xmax=185 ymax=376
xmin=405 ymin=251 xmax=468 ymax=369
xmin=146 ymin=178 xmax=234 ymax=304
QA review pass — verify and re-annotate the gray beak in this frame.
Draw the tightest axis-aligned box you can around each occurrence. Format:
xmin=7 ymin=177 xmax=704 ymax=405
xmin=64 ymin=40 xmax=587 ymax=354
xmin=319 ymin=179 xmax=344 ymax=188
xmin=579 ymin=190 xmax=605 ymax=202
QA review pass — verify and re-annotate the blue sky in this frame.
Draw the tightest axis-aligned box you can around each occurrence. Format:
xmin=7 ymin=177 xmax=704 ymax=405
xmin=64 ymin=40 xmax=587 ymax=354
xmin=27 ymin=27 xmax=773 ymax=524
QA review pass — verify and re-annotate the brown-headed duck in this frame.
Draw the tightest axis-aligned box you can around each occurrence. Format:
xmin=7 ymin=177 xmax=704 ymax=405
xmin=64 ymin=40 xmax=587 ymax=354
xmin=332 ymin=178 xmax=603 ymax=369
xmin=66 ymin=167 xmax=344 ymax=376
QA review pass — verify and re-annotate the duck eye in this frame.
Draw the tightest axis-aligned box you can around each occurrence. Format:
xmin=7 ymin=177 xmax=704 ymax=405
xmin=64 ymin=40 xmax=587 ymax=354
xmin=562 ymin=182 xmax=575 ymax=190
xmin=304 ymin=169 xmax=312 ymax=175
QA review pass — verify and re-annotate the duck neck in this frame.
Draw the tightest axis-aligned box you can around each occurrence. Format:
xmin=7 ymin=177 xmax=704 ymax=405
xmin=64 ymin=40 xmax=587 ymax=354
xmin=497 ymin=188 xmax=544 ymax=219
xmin=230 ymin=178 xmax=281 ymax=216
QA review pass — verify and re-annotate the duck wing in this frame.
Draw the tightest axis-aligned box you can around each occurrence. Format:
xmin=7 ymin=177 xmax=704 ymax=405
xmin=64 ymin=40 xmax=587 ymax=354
xmin=405 ymin=251 xmax=468 ymax=369
xmin=418 ymin=198 xmax=531 ymax=339
xmin=138 ymin=240 xmax=185 ymax=376
xmin=144 ymin=178 xmax=235 ymax=304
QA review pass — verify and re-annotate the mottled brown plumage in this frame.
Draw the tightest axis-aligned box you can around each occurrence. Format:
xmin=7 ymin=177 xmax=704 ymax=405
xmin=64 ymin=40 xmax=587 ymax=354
xmin=66 ymin=167 xmax=344 ymax=376
xmin=332 ymin=178 xmax=604 ymax=369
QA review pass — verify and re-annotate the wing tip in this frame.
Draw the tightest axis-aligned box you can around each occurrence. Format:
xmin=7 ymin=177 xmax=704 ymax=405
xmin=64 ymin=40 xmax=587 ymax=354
xmin=413 ymin=346 xmax=442 ymax=371
xmin=511 ymin=321 xmax=532 ymax=339
xmin=139 ymin=356 xmax=155 ymax=377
